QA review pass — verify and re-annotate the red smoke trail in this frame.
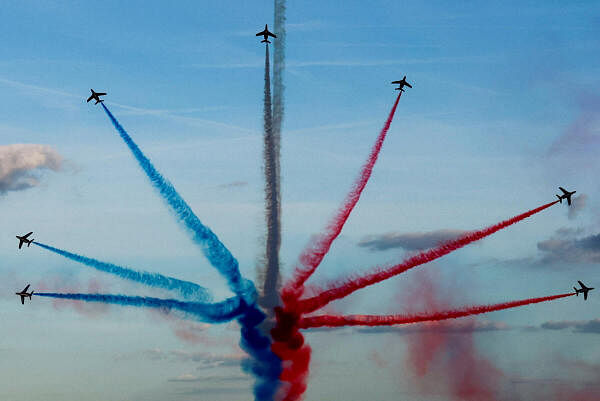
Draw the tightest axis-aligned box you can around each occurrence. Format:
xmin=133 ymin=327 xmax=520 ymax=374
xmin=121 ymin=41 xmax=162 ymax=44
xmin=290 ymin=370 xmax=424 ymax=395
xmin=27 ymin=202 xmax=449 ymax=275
xmin=297 ymin=200 xmax=559 ymax=313
xmin=270 ymin=307 xmax=311 ymax=401
xmin=298 ymin=292 xmax=574 ymax=329
xmin=282 ymin=93 xmax=402 ymax=302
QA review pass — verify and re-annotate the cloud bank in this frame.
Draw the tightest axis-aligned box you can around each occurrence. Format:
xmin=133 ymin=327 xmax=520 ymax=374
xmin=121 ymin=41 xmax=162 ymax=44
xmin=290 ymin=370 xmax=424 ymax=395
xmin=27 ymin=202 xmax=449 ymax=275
xmin=358 ymin=229 xmax=467 ymax=251
xmin=0 ymin=144 xmax=63 ymax=194
xmin=540 ymin=319 xmax=600 ymax=334
xmin=537 ymin=228 xmax=600 ymax=264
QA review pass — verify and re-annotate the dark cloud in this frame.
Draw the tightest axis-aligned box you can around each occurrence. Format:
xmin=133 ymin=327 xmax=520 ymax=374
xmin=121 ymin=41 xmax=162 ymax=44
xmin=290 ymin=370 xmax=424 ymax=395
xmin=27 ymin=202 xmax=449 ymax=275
xmin=540 ymin=319 xmax=600 ymax=334
xmin=358 ymin=229 xmax=467 ymax=251
xmin=354 ymin=320 xmax=509 ymax=334
xmin=0 ymin=144 xmax=63 ymax=194
xmin=537 ymin=228 xmax=600 ymax=263
xmin=568 ymin=194 xmax=588 ymax=220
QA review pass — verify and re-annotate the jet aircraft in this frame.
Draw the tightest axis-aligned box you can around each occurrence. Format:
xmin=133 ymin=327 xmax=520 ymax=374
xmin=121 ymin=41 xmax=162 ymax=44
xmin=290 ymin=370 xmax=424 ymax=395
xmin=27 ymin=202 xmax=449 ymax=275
xmin=392 ymin=76 xmax=413 ymax=92
xmin=16 ymin=232 xmax=34 ymax=249
xmin=574 ymin=281 xmax=594 ymax=300
xmin=86 ymin=89 xmax=106 ymax=104
xmin=556 ymin=187 xmax=576 ymax=206
xmin=256 ymin=24 xmax=277 ymax=43
xmin=16 ymin=285 xmax=34 ymax=305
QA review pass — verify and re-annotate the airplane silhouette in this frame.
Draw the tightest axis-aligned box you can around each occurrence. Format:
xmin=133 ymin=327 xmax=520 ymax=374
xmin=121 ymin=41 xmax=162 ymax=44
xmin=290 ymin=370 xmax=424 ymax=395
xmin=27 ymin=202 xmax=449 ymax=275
xmin=86 ymin=89 xmax=106 ymax=105
xmin=556 ymin=187 xmax=576 ymax=206
xmin=574 ymin=281 xmax=594 ymax=300
xmin=16 ymin=285 xmax=34 ymax=305
xmin=391 ymin=76 xmax=413 ymax=92
xmin=256 ymin=24 xmax=277 ymax=43
xmin=16 ymin=232 xmax=34 ymax=249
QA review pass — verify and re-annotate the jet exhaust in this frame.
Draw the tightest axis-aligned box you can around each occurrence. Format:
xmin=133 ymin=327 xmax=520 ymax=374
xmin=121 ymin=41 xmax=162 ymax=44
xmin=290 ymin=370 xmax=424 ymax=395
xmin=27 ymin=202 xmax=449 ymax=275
xmin=34 ymin=242 xmax=211 ymax=301
xmin=282 ymin=92 xmax=403 ymax=302
xmin=298 ymin=293 xmax=575 ymax=329
xmin=297 ymin=200 xmax=559 ymax=314
xmin=35 ymin=292 xmax=243 ymax=323
xmin=272 ymin=92 xmax=402 ymax=401
xmin=260 ymin=43 xmax=282 ymax=314
xmin=100 ymin=103 xmax=252 ymax=299
xmin=99 ymin=104 xmax=281 ymax=401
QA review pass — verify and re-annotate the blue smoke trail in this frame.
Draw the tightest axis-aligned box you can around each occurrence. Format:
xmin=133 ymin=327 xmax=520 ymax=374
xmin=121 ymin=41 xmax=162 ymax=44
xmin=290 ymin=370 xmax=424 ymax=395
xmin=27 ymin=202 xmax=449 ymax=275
xmin=36 ymin=292 xmax=242 ymax=323
xmin=100 ymin=104 xmax=281 ymax=400
xmin=238 ymin=307 xmax=282 ymax=400
xmin=100 ymin=103 xmax=253 ymax=301
xmin=34 ymin=242 xmax=211 ymax=302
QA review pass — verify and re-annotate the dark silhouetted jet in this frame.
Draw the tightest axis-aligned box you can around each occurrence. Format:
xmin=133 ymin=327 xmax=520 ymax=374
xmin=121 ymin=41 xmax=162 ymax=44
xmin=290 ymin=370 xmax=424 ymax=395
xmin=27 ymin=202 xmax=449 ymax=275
xmin=256 ymin=24 xmax=277 ymax=43
xmin=556 ymin=187 xmax=576 ymax=206
xmin=574 ymin=281 xmax=593 ymax=300
xmin=392 ymin=76 xmax=413 ymax=92
xmin=86 ymin=89 xmax=106 ymax=105
xmin=16 ymin=232 xmax=34 ymax=249
xmin=16 ymin=284 xmax=34 ymax=305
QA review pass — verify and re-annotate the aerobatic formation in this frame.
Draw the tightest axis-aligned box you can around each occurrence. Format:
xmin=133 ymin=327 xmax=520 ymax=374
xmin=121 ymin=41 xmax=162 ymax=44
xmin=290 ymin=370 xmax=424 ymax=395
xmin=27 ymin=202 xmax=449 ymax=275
xmin=12 ymin=15 xmax=593 ymax=401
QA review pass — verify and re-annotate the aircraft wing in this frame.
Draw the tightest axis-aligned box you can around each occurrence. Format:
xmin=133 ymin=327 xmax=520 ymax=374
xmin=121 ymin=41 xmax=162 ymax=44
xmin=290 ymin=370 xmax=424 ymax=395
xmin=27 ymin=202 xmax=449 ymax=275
xmin=21 ymin=296 xmax=24 ymax=305
xmin=96 ymin=92 xmax=106 ymax=96
xmin=86 ymin=95 xmax=94 ymax=102
xmin=23 ymin=285 xmax=30 ymax=292
xmin=18 ymin=240 xmax=23 ymax=249
xmin=559 ymin=187 xmax=568 ymax=195
xmin=584 ymin=291 xmax=588 ymax=300
xmin=567 ymin=198 xmax=572 ymax=206
xmin=391 ymin=81 xmax=401 ymax=84
xmin=24 ymin=232 xmax=33 ymax=238
xmin=256 ymin=31 xmax=265 ymax=36
xmin=268 ymin=32 xmax=277 ymax=38
xmin=578 ymin=280 xmax=586 ymax=288
xmin=405 ymin=82 xmax=413 ymax=88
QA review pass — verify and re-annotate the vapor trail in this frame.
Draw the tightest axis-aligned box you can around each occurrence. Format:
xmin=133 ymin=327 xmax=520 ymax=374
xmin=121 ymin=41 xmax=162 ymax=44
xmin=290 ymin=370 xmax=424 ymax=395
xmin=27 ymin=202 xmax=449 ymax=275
xmin=299 ymin=293 xmax=575 ymax=329
xmin=247 ymin=47 xmax=284 ymax=400
xmin=298 ymin=201 xmax=559 ymax=313
xmin=273 ymin=0 xmax=286 ymax=138
xmin=100 ymin=103 xmax=253 ymax=301
xmin=261 ymin=43 xmax=282 ymax=312
xmin=283 ymin=93 xmax=402 ymax=301
xmin=35 ymin=292 xmax=243 ymax=323
xmin=34 ymin=242 xmax=211 ymax=301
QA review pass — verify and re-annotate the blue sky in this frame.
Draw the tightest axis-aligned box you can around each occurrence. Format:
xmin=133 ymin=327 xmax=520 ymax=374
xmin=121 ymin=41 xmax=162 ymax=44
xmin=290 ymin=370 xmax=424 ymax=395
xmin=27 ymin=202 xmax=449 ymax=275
xmin=1 ymin=1 xmax=599 ymax=400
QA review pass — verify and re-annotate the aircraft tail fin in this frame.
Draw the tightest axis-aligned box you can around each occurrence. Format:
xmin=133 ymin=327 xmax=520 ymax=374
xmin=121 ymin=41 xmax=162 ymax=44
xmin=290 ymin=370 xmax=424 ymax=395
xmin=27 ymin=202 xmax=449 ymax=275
xmin=574 ymin=287 xmax=578 ymax=294
xmin=556 ymin=195 xmax=562 ymax=203
xmin=28 ymin=240 xmax=33 ymax=247
xmin=261 ymin=39 xmax=271 ymax=43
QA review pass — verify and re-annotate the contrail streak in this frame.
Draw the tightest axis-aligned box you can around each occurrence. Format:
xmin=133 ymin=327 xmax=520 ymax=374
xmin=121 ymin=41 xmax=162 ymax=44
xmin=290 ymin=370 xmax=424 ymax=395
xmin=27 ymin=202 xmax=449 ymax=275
xmin=261 ymin=43 xmax=282 ymax=313
xmin=100 ymin=103 xmax=253 ymax=301
xmin=34 ymin=242 xmax=211 ymax=301
xmin=299 ymin=293 xmax=575 ymax=328
xmin=35 ymin=292 xmax=243 ymax=323
xmin=297 ymin=200 xmax=559 ymax=313
xmin=248 ymin=44 xmax=281 ymax=401
xmin=273 ymin=0 xmax=286 ymax=138
xmin=283 ymin=93 xmax=402 ymax=301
